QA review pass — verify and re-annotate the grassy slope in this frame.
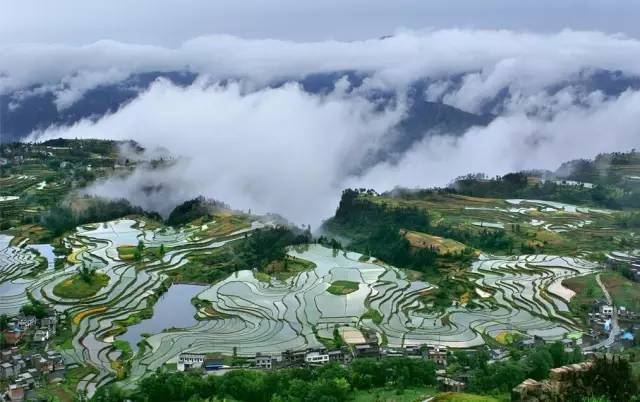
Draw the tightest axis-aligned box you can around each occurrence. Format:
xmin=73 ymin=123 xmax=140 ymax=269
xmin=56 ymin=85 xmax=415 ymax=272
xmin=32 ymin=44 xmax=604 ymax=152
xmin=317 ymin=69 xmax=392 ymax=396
xmin=562 ymin=273 xmax=605 ymax=321
xmin=37 ymin=365 xmax=99 ymax=402
xmin=263 ymin=255 xmax=316 ymax=280
xmin=327 ymin=280 xmax=359 ymax=295
xmin=434 ymin=393 xmax=503 ymax=402
xmin=352 ymin=386 xmax=437 ymax=402
xmin=403 ymin=230 xmax=466 ymax=254
xmin=52 ymin=272 xmax=109 ymax=299
xmin=357 ymin=192 xmax=632 ymax=257
xmin=601 ymin=272 xmax=640 ymax=311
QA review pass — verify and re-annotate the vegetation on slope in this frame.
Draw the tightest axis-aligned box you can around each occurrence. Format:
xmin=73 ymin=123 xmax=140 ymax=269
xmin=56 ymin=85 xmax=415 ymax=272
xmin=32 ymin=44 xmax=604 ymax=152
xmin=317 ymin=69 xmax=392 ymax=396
xmin=166 ymin=196 xmax=230 ymax=226
xmin=601 ymin=272 xmax=640 ymax=311
xmin=53 ymin=272 xmax=109 ymax=299
xmin=170 ymin=225 xmax=312 ymax=285
xmin=91 ymin=357 xmax=438 ymax=402
xmin=41 ymin=197 xmax=160 ymax=237
xmin=326 ymin=280 xmax=359 ymax=295
xmin=562 ymin=274 xmax=605 ymax=322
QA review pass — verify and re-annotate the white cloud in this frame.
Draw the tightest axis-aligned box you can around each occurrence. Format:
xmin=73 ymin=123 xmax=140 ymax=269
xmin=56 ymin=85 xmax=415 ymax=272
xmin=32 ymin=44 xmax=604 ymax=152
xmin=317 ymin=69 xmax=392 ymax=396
xmin=39 ymin=79 xmax=404 ymax=225
xmin=355 ymin=89 xmax=640 ymax=190
xmin=19 ymin=29 xmax=640 ymax=225
xmin=4 ymin=29 xmax=640 ymax=106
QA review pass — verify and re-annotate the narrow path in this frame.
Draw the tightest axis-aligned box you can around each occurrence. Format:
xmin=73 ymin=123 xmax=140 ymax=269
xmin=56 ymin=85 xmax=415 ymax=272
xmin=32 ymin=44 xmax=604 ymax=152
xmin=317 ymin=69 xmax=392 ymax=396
xmin=583 ymin=273 xmax=620 ymax=351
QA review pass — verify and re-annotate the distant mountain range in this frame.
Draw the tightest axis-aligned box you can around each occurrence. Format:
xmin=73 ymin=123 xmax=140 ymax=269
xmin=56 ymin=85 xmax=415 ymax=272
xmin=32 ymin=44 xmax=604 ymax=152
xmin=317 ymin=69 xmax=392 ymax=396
xmin=0 ymin=71 xmax=197 ymax=142
xmin=2 ymin=69 xmax=638 ymax=166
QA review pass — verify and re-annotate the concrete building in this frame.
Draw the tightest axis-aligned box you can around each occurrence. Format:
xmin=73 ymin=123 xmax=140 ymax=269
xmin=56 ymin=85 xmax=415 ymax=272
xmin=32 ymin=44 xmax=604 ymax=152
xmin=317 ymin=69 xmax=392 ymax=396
xmin=177 ymin=353 xmax=205 ymax=371
xmin=600 ymin=305 xmax=614 ymax=316
xmin=426 ymin=345 xmax=448 ymax=366
xmin=255 ymin=353 xmax=282 ymax=370
xmin=305 ymin=351 xmax=330 ymax=366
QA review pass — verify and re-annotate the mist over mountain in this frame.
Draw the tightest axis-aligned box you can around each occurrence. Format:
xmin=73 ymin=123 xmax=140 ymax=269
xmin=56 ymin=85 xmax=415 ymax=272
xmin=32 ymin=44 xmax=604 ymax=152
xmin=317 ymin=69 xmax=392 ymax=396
xmin=1 ymin=71 xmax=197 ymax=142
xmin=3 ymin=30 xmax=640 ymax=224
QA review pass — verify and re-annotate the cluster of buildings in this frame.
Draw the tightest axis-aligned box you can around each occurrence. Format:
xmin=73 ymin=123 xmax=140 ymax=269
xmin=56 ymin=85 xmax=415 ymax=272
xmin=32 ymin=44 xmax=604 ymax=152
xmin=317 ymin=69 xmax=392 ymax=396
xmin=582 ymin=300 xmax=639 ymax=350
xmin=0 ymin=309 xmax=67 ymax=401
xmin=177 ymin=336 xmax=451 ymax=374
xmin=2 ymin=310 xmax=59 ymax=347
xmin=1 ymin=349 xmax=66 ymax=401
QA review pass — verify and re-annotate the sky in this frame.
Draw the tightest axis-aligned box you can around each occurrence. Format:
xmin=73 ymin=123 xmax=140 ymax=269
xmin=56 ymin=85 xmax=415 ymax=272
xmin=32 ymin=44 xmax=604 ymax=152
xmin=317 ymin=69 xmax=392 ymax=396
xmin=3 ymin=1 xmax=640 ymax=225
xmin=1 ymin=0 xmax=640 ymax=45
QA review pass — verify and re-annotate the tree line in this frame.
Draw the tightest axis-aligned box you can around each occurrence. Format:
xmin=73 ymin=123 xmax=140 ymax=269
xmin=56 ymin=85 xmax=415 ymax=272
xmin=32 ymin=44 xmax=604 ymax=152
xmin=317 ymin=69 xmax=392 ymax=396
xmin=91 ymin=357 xmax=437 ymax=402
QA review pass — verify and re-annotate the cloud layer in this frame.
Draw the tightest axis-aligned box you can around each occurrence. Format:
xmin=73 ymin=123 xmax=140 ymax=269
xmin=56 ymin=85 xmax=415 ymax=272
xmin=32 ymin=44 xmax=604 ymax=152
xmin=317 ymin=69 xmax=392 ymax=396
xmin=4 ymin=29 xmax=640 ymax=101
xmin=18 ymin=29 xmax=640 ymax=224
xmin=40 ymin=80 xmax=403 ymax=224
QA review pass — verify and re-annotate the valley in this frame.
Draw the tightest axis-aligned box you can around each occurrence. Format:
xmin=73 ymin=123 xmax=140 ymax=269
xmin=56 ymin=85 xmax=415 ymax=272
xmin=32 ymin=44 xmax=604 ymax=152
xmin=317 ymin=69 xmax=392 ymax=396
xmin=1 ymin=141 xmax=640 ymax=401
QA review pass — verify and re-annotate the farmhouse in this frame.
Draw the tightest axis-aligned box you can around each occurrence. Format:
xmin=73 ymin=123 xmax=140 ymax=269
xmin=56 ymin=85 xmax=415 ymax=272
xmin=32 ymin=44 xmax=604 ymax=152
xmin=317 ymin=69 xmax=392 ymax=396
xmin=255 ymin=353 xmax=282 ymax=370
xmin=600 ymin=305 xmax=614 ymax=316
xmin=304 ymin=351 xmax=330 ymax=366
xmin=177 ymin=353 xmax=205 ymax=371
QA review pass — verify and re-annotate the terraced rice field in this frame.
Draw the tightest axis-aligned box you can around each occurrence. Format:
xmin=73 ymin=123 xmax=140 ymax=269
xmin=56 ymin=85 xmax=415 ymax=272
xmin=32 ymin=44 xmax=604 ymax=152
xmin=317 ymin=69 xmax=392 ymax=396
xmin=466 ymin=199 xmax=611 ymax=234
xmin=131 ymin=245 xmax=596 ymax=385
xmin=0 ymin=200 xmax=606 ymax=393
xmin=0 ymin=217 xmax=265 ymax=395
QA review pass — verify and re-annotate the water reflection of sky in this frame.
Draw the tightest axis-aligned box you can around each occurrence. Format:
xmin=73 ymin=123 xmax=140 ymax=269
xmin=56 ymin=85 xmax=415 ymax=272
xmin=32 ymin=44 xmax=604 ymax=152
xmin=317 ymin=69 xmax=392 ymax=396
xmin=118 ymin=284 xmax=206 ymax=352
xmin=27 ymin=244 xmax=56 ymax=270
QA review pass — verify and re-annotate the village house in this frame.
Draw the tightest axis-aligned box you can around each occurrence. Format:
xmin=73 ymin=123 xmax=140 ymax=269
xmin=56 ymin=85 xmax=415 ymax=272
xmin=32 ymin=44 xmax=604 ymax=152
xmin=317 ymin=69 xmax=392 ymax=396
xmin=281 ymin=349 xmax=307 ymax=367
xmin=426 ymin=345 xmax=448 ymax=366
xmin=1 ymin=362 xmax=15 ymax=379
xmin=353 ymin=343 xmax=379 ymax=358
xmin=40 ymin=315 xmax=58 ymax=335
xmin=304 ymin=351 xmax=330 ymax=366
xmin=437 ymin=376 xmax=466 ymax=392
xmin=7 ymin=383 xmax=25 ymax=401
xmin=381 ymin=347 xmax=405 ymax=358
xmin=328 ymin=348 xmax=352 ymax=364
xmin=202 ymin=357 xmax=226 ymax=371
xmin=600 ymin=304 xmax=614 ymax=316
xmin=16 ymin=316 xmax=37 ymax=330
xmin=177 ymin=353 xmax=205 ymax=371
xmin=33 ymin=329 xmax=50 ymax=343
xmin=2 ymin=329 xmax=25 ymax=346
xmin=255 ymin=353 xmax=283 ymax=370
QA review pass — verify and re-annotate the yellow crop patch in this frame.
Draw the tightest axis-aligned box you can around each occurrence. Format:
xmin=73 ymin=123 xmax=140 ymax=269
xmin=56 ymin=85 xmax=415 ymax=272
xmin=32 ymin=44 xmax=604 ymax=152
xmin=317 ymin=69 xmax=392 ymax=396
xmin=73 ymin=306 xmax=108 ymax=325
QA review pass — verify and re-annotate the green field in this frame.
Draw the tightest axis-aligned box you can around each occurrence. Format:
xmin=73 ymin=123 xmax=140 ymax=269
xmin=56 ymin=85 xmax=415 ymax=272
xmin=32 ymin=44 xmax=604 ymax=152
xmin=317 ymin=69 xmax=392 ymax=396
xmin=403 ymin=230 xmax=467 ymax=254
xmin=327 ymin=280 xmax=360 ymax=295
xmin=36 ymin=365 xmax=99 ymax=402
xmin=562 ymin=273 xmax=604 ymax=320
xmin=52 ymin=272 xmax=110 ymax=299
xmin=361 ymin=308 xmax=383 ymax=324
xmin=353 ymin=386 xmax=437 ymax=402
xmin=434 ymin=393 xmax=503 ymax=402
xmin=602 ymin=272 xmax=640 ymax=311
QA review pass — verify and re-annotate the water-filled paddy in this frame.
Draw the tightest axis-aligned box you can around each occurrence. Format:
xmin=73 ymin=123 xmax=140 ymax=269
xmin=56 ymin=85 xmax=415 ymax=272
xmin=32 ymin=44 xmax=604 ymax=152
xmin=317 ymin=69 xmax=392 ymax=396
xmin=118 ymin=284 xmax=207 ymax=352
xmin=0 ymin=216 xmax=601 ymax=392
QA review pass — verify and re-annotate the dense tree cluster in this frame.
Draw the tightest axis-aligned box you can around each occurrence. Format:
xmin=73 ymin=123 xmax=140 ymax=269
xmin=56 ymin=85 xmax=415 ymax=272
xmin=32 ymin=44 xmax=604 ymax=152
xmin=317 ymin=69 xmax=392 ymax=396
xmin=449 ymin=342 xmax=584 ymax=395
xmin=330 ymin=189 xmax=438 ymax=270
xmin=237 ymin=225 xmax=312 ymax=269
xmin=329 ymin=189 xmax=511 ymax=268
xmin=20 ymin=300 xmax=48 ymax=319
xmin=450 ymin=151 xmax=640 ymax=209
xmin=78 ymin=263 xmax=97 ymax=283
xmin=91 ymin=358 xmax=437 ymax=402
xmin=166 ymin=196 xmax=230 ymax=226
xmin=334 ymin=189 xmax=430 ymax=231
xmin=41 ymin=197 xmax=159 ymax=237
xmin=584 ymin=354 xmax=639 ymax=401
xmin=177 ymin=225 xmax=312 ymax=284
xmin=430 ymin=224 xmax=514 ymax=253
